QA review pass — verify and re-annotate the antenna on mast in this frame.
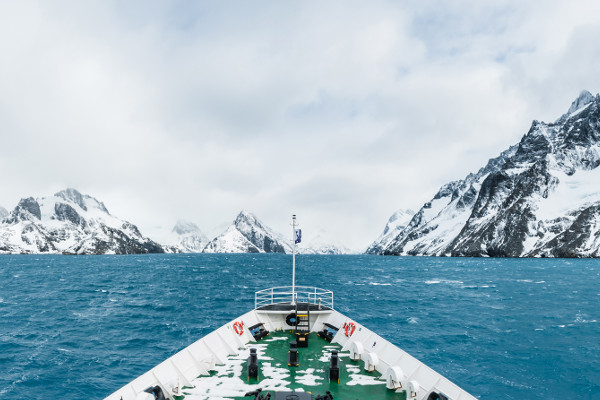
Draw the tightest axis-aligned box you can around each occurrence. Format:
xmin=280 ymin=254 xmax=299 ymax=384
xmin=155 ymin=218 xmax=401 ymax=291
xmin=291 ymin=214 xmax=302 ymax=305
xmin=292 ymin=214 xmax=297 ymax=305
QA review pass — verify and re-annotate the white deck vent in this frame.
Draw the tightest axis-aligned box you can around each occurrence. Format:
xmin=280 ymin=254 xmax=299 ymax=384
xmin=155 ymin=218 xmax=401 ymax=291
xmin=383 ymin=366 xmax=405 ymax=390
xmin=363 ymin=352 xmax=379 ymax=372
xmin=349 ymin=341 xmax=364 ymax=361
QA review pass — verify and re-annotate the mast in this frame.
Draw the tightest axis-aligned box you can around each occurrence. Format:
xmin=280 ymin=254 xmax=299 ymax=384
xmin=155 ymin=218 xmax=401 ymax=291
xmin=292 ymin=214 xmax=296 ymax=305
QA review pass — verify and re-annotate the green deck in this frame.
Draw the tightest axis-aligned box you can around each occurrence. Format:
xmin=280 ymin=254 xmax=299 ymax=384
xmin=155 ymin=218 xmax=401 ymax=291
xmin=181 ymin=331 xmax=407 ymax=400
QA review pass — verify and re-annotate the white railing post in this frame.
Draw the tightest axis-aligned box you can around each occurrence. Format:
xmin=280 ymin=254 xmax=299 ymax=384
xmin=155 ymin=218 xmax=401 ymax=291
xmin=254 ymin=286 xmax=333 ymax=309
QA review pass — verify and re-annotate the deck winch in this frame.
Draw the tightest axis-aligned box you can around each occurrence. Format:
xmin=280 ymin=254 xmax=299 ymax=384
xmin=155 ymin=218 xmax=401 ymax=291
xmin=249 ymin=323 xmax=269 ymax=341
xmin=317 ymin=323 xmax=338 ymax=342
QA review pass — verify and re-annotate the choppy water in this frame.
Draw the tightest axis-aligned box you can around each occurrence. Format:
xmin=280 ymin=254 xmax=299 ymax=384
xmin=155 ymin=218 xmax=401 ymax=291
xmin=0 ymin=254 xmax=599 ymax=399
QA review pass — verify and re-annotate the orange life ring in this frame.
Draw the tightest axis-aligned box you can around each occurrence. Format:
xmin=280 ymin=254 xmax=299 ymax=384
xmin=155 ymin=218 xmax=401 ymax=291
xmin=344 ymin=322 xmax=356 ymax=337
xmin=233 ymin=321 xmax=244 ymax=336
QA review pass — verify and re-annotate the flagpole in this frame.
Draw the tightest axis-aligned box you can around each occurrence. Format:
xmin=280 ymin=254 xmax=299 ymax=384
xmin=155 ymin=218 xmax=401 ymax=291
xmin=292 ymin=214 xmax=296 ymax=305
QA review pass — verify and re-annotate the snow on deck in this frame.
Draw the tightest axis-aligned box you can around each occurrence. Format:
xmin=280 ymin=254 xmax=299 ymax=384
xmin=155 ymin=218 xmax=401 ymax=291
xmin=179 ymin=331 xmax=401 ymax=400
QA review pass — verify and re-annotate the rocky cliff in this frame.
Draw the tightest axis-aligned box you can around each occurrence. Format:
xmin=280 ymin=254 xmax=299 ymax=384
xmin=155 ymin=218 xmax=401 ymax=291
xmin=203 ymin=211 xmax=291 ymax=253
xmin=372 ymin=91 xmax=600 ymax=258
xmin=0 ymin=188 xmax=164 ymax=255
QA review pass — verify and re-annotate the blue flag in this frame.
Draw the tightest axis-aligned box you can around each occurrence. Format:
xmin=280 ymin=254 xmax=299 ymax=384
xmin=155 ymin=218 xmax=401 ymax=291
xmin=295 ymin=229 xmax=302 ymax=244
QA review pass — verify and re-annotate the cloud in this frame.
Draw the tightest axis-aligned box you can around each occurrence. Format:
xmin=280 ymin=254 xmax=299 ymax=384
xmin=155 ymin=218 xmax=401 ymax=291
xmin=0 ymin=1 xmax=599 ymax=250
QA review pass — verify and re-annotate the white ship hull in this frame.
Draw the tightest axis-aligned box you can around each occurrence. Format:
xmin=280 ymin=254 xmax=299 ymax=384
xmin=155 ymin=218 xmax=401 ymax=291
xmin=105 ymin=287 xmax=476 ymax=400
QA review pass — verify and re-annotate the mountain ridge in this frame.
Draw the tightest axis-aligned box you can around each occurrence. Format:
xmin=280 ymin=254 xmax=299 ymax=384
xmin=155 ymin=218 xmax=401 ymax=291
xmin=203 ymin=210 xmax=291 ymax=253
xmin=0 ymin=188 xmax=164 ymax=255
xmin=370 ymin=90 xmax=600 ymax=258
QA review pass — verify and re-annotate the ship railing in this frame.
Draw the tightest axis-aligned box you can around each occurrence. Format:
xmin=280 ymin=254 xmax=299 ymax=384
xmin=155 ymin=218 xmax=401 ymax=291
xmin=255 ymin=286 xmax=334 ymax=310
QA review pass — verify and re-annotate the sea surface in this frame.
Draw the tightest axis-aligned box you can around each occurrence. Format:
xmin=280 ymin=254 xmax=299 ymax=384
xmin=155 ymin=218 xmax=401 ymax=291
xmin=0 ymin=254 xmax=598 ymax=400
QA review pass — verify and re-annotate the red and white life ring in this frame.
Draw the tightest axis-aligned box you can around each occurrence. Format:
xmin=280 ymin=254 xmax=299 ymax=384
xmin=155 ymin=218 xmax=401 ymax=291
xmin=343 ymin=322 xmax=356 ymax=337
xmin=233 ymin=321 xmax=244 ymax=336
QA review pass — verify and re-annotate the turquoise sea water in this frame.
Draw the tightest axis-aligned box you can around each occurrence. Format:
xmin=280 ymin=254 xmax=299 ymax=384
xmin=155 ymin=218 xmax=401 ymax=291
xmin=0 ymin=254 xmax=598 ymax=399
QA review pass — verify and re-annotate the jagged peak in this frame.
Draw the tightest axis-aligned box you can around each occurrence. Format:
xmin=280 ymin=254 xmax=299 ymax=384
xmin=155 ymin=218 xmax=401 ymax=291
xmin=57 ymin=188 xmax=110 ymax=214
xmin=233 ymin=211 xmax=274 ymax=238
xmin=234 ymin=210 xmax=258 ymax=225
xmin=553 ymin=90 xmax=598 ymax=124
xmin=205 ymin=210 xmax=289 ymax=253
xmin=3 ymin=197 xmax=42 ymax=224
xmin=55 ymin=188 xmax=87 ymax=211
xmin=567 ymin=90 xmax=595 ymax=115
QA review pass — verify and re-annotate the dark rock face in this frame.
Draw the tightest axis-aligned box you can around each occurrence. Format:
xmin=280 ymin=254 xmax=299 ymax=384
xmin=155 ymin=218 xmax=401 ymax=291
xmin=20 ymin=223 xmax=56 ymax=252
xmin=55 ymin=203 xmax=85 ymax=227
xmin=531 ymin=203 xmax=600 ymax=258
xmin=5 ymin=197 xmax=42 ymax=223
xmin=203 ymin=211 xmax=290 ymax=253
xmin=55 ymin=188 xmax=88 ymax=211
xmin=262 ymin=235 xmax=286 ymax=253
xmin=233 ymin=211 xmax=288 ymax=253
xmin=64 ymin=226 xmax=164 ymax=255
xmin=375 ymin=91 xmax=600 ymax=258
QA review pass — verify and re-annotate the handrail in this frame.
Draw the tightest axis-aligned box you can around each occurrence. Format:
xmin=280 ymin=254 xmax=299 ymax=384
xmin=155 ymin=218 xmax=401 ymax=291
xmin=254 ymin=286 xmax=334 ymax=310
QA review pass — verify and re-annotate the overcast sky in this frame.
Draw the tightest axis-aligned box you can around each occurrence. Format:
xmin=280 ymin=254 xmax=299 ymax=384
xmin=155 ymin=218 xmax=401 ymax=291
xmin=1 ymin=1 xmax=599 ymax=250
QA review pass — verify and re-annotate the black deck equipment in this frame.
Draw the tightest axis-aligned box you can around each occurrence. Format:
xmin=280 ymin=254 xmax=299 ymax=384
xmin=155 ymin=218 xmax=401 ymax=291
xmin=318 ymin=322 xmax=338 ymax=342
xmin=287 ymin=341 xmax=299 ymax=367
xmin=427 ymin=392 xmax=449 ymax=400
xmin=249 ymin=322 xmax=269 ymax=341
xmin=244 ymin=388 xmax=262 ymax=399
xmin=328 ymin=350 xmax=340 ymax=383
xmin=143 ymin=385 xmax=166 ymax=400
xmin=248 ymin=348 xmax=259 ymax=379
xmin=315 ymin=391 xmax=334 ymax=400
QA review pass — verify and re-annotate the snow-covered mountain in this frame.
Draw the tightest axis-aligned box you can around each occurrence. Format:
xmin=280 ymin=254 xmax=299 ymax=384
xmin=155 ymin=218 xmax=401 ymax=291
xmin=373 ymin=90 xmax=600 ymax=258
xmin=0 ymin=206 xmax=8 ymax=220
xmin=203 ymin=211 xmax=292 ymax=253
xmin=166 ymin=220 xmax=209 ymax=253
xmin=365 ymin=209 xmax=414 ymax=254
xmin=0 ymin=188 xmax=164 ymax=254
xmin=300 ymin=228 xmax=352 ymax=255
